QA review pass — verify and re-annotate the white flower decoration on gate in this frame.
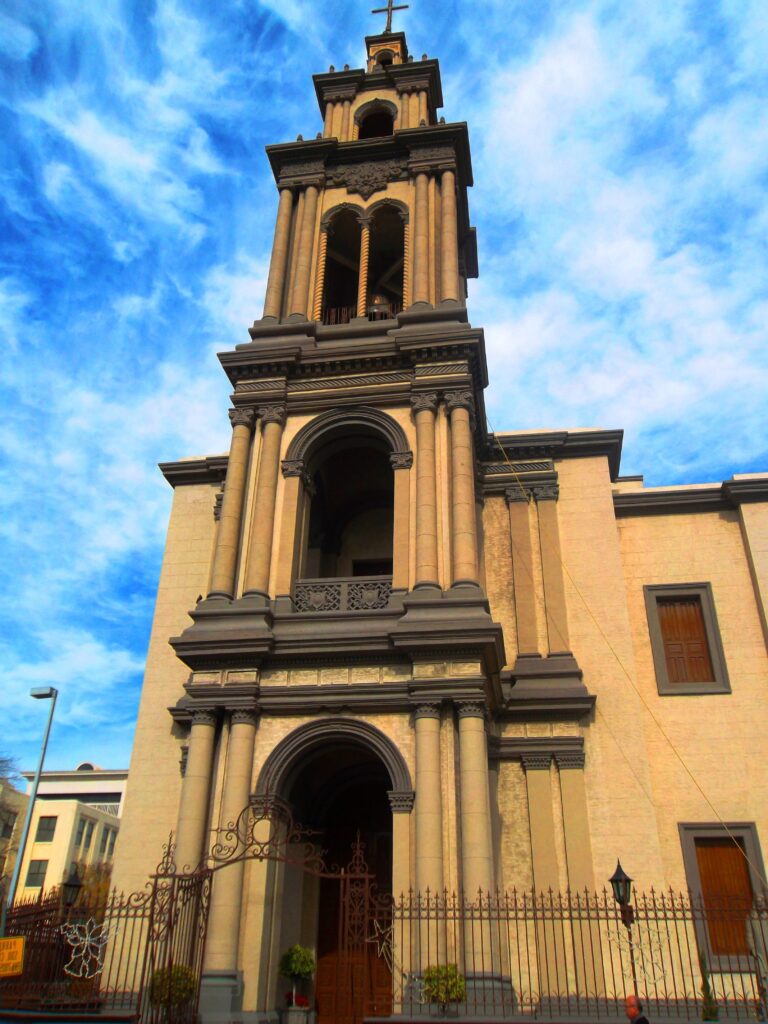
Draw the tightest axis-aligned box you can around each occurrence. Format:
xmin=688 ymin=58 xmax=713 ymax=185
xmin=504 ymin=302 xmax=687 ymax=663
xmin=60 ymin=918 xmax=115 ymax=978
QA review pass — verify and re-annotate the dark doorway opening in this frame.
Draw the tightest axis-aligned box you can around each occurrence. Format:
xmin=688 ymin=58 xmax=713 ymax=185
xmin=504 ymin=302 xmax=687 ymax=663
xmin=322 ymin=209 xmax=361 ymax=325
xmin=358 ymin=109 xmax=394 ymax=139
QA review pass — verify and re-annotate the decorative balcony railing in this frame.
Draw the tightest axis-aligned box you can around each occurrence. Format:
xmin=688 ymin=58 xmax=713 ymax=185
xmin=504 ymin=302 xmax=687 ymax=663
xmin=293 ymin=575 xmax=392 ymax=613
xmin=321 ymin=301 xmax=401 ymax=326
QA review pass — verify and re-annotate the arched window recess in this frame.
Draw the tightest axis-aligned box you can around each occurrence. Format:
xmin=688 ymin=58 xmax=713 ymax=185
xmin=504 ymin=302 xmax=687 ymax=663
xmin=355 ymin=98 xmax=398 ymax=140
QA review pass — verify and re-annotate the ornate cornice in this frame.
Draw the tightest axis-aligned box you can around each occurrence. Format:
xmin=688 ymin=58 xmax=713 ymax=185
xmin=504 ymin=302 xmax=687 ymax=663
xmin=388 ymin=790 xmax=415 ymax=813
xmin=555 ymin=750 xmax=586 ymax=769
xmin=390 ymin=451 xmax=413 ymax=470
xmin=328 ymin=157 xmax=408 ymax=200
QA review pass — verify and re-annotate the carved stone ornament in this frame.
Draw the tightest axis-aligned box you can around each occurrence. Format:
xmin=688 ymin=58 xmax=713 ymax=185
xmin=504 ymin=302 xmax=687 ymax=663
xmin=388 ymin=790 xmax=416 ymax=813
xmin=179 ymin=745 xmax=189 ymax=778
xmin=408 ymin=144 xmax=456 ymax=170
xmin=505 ymin=485 xmax=531 ymax=505
xmin=521 ymin=752 xmax=552 ymax=772
xmin=390 ymin=450 xmax=414 ymax=470
xmin=229 ymin=406 xmax=256 ymax=430
xmin=231 ymin=709 xmax=259 ymax=726
xmin=444 ymin=390 xmax=475 ymax=415
xmin=213 ymin=491 xmax=224 ymax=521
xmin=278 ymin=159 xmax=327 ymax=187
xmin=330 ymin=157 xmax=408 ymax=200
xmin=456 ymin=700 xmax=485 ymax=719
xmin=410 ymin=392 xmax=438 ymax=413
xmin=191 ymin=709 xmax=218 ymax=727
xmin=531 ymin=482 xmax=560 ymax=502
xmin=259 ymin=404 xmax=287 ymax=426
xmin=414 ymin=701 xmax=441 ymax=719
xmin=281 ymin=458 xmax=306 ymax=478
xmin=555 ymin=750 xmax=586 ymax=770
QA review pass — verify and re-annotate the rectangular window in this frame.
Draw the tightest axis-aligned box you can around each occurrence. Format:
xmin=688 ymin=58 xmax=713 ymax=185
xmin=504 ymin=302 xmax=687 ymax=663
xmin=35 ymin=815 xmax=57 ymax=843
xmin=83 ymin=820 xmax=95 ymax=851
xmin=1 ymin=813 xmax=16 ymax=840
xmin=108 ymin=830 xmax=116 ymax=858
xmin=680 ymin=823 xmax=765 ymax=967
xmin=25 ymin=859 xmax=48 ymax=889
xmin=75 ymin=817 xmax=86 ymax=846
xmin=645 ymin=583 xmax=730 ymax=695
xmin=99 ymin=827 xmax=109 ymax=856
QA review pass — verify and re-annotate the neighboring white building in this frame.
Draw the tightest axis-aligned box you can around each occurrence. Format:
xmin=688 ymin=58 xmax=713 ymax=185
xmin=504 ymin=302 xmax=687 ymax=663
xmin=15 ymin=762 xmax=128 ymax=900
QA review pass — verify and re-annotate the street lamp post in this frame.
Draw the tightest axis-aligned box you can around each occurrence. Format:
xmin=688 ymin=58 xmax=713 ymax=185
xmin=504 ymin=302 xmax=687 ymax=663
xmin=610 ymin=859 xmax=639 ymax=996
xmin=1 ymin=687 xmax=59 ymax=936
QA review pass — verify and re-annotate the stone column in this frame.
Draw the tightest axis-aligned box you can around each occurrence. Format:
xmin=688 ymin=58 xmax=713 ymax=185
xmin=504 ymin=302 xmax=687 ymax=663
xmin=403 ymin=219 xmax=412 ymax=308
xmin=341 ymin=99 xmax=351 ymax=140
xmin=536 ymin=485 xmax=571 ymax=653
xmin=274 ymin=461 xmax=309 ymax=596
xmin=522 ymin=754 xmax=559 ymax=891
xmin=204 ymin=711 xmax=258 ymax=981
xmin=457 ymin=702 xmax=494 ymax=896
xmin=311 ymin=225 xmax=328 ymax=322
xmin=175 ymin=710 xmax=217 ymax=873
xmin=399 ymin=90 xmax=409 ymax=129
xmin=414 ymin=703 xmax=444 ymax=895
xmin=446 ymin=391 xmax=479 ymax=587
xmin=408 ymin=90 xmax=419 ymax=126
xmin=439 ymin=169 xmax=460 ymax=303
xmin=323 ymin=102 xmax=333 ymax=138
xmin=208 ymin=407 xmax=255 ymax=599
xmin=556 ymin=751 xmax=594 ymax=891
xmin=411 ymin=393 xmax=439 ymax=588
xmin=505 ymin=488 xmax=539 ymax=654
xmin=356 ymin=217 xmax=371 ymax=318
xmin=412 ymin=172 xmax=430 ymax=305
xmin=418 ymin=91 xmax=428 ymax=125
xmin=243 ymin=406 xmax=286 ymax=599
xmin=262 ymin=187 xmax=294 ymax=320
xmin=288 ymin=185 xmax=319 ymax=319
xmin=391 ymin=451 xmax=413 ymax=590
xmin=331 ymin=101 xmax=343 ymax=139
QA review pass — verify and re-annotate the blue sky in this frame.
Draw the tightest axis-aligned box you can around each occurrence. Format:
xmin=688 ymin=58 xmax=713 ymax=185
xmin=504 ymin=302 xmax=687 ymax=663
xmin=1 ymin=0 xmax=766 ymax=773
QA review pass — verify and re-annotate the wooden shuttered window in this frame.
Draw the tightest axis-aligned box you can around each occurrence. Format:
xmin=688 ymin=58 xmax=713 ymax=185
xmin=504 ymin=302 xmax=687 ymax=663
xmin=695 ymin=837 xmax=753 ymax=955
xmin=657 ymin=596 xmax=714 ymax=684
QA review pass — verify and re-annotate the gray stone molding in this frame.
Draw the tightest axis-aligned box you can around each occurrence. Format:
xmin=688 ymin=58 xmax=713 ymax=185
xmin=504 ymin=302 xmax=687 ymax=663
xmin=285 ymin=406 xmax=409 ymax=464
xmin=489 ymin=735 xmax=585 ymax=766
xmin=410 ymin=392 xmax=438 ymax=413
xmin=281 ymin=458 xmax=305 ymax=478
xmin=160 ymin=455 xmax=228 ymax=488
xmin=413 ymin=702 xmax=441 ymax=719
xmin=390 ymin=451 xmax=413 ymax=470
xmin=504 ymin=486 xmax=531 ymax=504
xmin=521 ymin=752 xmax=552 ymax=771
xmin=179 ymin=745 xmax=189 ymax=778
xmin=254 ymin=717 xmax=413 ymax=796
xmin=456 ymin=699 xmax=485 ymax=719
xmin=388 ymin=790 xmax=415 ymax=813
xmin=258 ymin=404 xmax=286 ymax=426
xmin=228 ymin=406 xmax=256 ymax=430
xmin=487 ymin=429 xmax=623 ymax=481
xmin=230 ymin=709 xmax=259 ymax=726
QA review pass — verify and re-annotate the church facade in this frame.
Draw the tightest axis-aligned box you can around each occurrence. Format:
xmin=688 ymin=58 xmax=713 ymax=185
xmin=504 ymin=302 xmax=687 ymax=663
xmin=113 ymin=23 xmax=768 ymax=1024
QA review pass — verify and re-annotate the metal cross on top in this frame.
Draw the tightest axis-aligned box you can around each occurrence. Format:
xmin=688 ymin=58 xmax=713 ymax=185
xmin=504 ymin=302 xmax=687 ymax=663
xmin=371 ymin=0 xmax=409 ymax=34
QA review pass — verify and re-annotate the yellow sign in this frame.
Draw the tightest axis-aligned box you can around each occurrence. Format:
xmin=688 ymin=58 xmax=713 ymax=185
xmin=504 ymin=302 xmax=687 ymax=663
xmin=0 ymin=935 xmax=25 ymax=977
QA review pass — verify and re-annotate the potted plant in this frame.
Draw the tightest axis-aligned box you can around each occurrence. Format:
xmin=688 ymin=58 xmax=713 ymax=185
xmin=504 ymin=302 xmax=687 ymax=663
xmin=279 ymin=944 xmax=315 ymax=1023
xmin=422 ymin=964 xmax=466 ymax=1016
xmin=148 ymin=963 xmax=198 ymax=1023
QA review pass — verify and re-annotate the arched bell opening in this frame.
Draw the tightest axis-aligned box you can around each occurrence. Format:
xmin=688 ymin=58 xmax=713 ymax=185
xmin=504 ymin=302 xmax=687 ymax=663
xmin=302 ymin=435 xmax=394 ymax=581
xmin=358 ymin=108 xmax=395 ymax=139
xmin=367 ymin=204 xmax=405 ymax=320
xmin=321 ymin=208 xmax=361 ymax=325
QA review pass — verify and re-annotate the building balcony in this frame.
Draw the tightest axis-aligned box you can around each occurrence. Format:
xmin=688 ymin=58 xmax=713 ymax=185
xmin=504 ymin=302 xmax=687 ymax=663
xmin=292 ymin=575 xmax=393 ymax=613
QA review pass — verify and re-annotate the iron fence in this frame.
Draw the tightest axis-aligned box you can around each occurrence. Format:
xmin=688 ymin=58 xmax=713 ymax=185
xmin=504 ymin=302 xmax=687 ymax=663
xmin=383 ymin=888 xmax=768 ymax=1021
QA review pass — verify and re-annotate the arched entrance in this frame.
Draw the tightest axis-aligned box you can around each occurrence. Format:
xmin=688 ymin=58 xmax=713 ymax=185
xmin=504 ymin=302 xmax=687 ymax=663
xmin=256 ymin=720 xmax=413 ymax=1024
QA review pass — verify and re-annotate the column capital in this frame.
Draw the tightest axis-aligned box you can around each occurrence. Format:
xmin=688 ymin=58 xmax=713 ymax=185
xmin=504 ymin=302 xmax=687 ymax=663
xmin=522 ymin=752 xmax=552 ymax=772
xmin=258 ymin=404 xmax=286 ymax=426
xmin=456 ymin=699 xmax=485 ymax=720
xmin=505 ymin=485 xmax=531 ymax=505
xmin=388 ymin=790 xmax=415 ymax=813
xmin=444 ymin=389 xmax=475 ymax=416
xmin=413 ymin=701 xmax=441 ymax=720
xmin=281 ymin=458 xmax=305 ymax=478
xmin=531 ymin=481 xmax=559 ymax=502
xmin=230 ymin=709 xmax=259 ymax=727
xmin=555 ymin=750 xmax=585 ymax=770
xmin=410 ymin=391 xmax=438 ymax=414
xmin=228 ymin=406 xmax=256 ymax=430
xmin=390 ymin=450 xmax=413 ymax=471
xmin=192 ymin=708 xmax=218 ymax=727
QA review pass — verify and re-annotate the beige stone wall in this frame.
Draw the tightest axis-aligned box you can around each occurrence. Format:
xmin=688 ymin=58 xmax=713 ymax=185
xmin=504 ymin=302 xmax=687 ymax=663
xmin=618 ymin=504 xmax=768 ymax=891
xmin=112 ymin=479 xmax=219 ymax=894
xmin=482 ymin=495 xmax=516 ymax=655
